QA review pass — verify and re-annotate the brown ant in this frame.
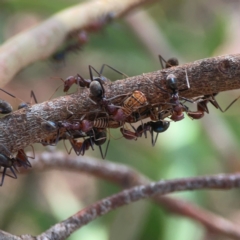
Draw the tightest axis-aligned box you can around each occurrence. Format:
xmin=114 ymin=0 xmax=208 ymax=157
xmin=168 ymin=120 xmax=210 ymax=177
xmin=68 ymin=137 xmax=94 ymax=156
xmin=157 ymin=55 xmax=209 ymax=121
xmin=62 ymin=63 xmax=127 ymax=93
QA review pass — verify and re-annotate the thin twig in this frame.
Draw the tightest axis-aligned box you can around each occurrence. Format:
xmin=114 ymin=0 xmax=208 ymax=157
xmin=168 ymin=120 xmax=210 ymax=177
xmin=26 ymin=152 xmax=240 ymax=240
xmin=33 ymin=167 xmax=240 ymax=240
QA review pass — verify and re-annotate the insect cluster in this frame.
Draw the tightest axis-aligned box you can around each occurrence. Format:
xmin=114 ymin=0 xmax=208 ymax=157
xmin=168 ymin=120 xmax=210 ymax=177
xmin=0 ymin=56 xmax=236 ymax=186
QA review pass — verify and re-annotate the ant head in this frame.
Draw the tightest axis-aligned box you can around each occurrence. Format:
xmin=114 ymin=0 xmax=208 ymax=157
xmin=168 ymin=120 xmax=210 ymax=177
xmin=90 ymin=80 xmax=104 ymax=98
xmin=166 ymin=74 xmax=178 ymax=90
xmin=18 ymin=102 xmax=29 ymax=109
xmin=64 ymin=76 xmax=75 ymax=92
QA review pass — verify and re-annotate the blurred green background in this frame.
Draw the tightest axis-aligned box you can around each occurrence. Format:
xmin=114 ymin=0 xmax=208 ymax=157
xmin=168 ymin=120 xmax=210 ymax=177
xmin=1 ymin=0 xmax=240 ymax=239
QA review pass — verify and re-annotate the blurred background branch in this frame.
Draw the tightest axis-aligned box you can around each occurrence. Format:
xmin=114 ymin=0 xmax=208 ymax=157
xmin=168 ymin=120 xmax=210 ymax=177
xmin=31 ymin=152 xmax=240 ymax=240
xmin=0 ymin=0 xmax=154 ymax=86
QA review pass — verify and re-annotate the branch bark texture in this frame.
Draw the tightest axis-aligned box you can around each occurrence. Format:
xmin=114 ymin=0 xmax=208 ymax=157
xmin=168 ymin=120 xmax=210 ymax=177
xmin=0 ymin=54 xmax=240 ymax=154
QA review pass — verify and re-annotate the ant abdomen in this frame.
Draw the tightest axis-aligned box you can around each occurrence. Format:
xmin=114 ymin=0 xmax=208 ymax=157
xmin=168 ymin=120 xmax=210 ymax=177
xmin=0 ymin=99 xmax=13 ymax=114
xmin=89 ymin=81 xmax=103 ymax=98
xmin=150 ymin=121 xmax=170 ymax=133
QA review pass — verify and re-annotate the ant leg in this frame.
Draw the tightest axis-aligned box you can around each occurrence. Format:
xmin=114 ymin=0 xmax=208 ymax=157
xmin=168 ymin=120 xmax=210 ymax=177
xmin=0 ymin=88 xmax=16 ymax=98
xmin=98 ymin=140 xmax=110 ymax=159
xmin=211 ymin=94 xmax=240 ymax=113
xmin=27 ymin=145 xmax=35 ymax=160
xmin=89 ymin=65 xmax=101 ymax=80
xmin=99 ymin=64 xmax=129 ymax=78
xmin=64 ymin=139 xmax=73 ymax=155
xmin=151 ymin=131 xmax=159 ymax=147
xmin=30 ymin=90 xmax=38 ymax=104
xmin=0 ymin=168 xmax=6 ymax=186
xmin=158 ymin=55 xmax=166 ymax=69
xmin=5 ymin=166 xmax=18 ymax=179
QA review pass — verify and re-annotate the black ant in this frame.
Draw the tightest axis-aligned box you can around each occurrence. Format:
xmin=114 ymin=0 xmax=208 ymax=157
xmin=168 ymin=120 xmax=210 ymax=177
xmin=0 ymin=88 xmax=17 ymax=114
xmin=121 ymin=120 xmax=170 ymax=146
xmin=159 ymin=55 xmax=179 ymax=69
xmin=87 ymin=65 xmax=131 ymax=120
xmin=157 ymin=55 xmax=209 ymax=121
xmin=0 ymin=153 xmax=18 ymax=186
xmin=92 ymin=128 xmax=110 ymax=159
xmin=159 ymin=55 xmax=240 ymax=119
xmin=0 ymin=144 xmax=32 ymax=186
xmin=58 ymin=118 xmax=111 ymax=159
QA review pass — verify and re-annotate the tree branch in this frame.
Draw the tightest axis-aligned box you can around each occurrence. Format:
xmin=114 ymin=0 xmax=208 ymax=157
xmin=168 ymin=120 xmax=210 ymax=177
xmin=1 ymin=53 xmax=240 ymax=154
xmin=32 ymin=165 xmax=240 ymax=240
xmin=27 ymin=152 xmax=240 ymax=240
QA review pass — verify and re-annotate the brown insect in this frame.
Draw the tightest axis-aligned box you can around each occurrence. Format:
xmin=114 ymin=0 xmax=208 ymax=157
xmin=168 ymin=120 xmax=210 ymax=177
xmin=112 ymin=90 xmax=148 ymax=122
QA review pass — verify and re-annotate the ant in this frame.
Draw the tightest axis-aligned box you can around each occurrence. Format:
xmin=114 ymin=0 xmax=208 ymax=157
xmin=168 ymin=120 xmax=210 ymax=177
xmin=61 ymin=63 xmax=127 ymax=94
xmin=68 ymin=137 xmax=94 ymax=156
xmin=59 ymin=116 xmax=123 ymax=133
xmin=58 ymin=118 xmax=112 ymax=159
xmin=40 ymin=120 xmax=73 ymax=146
xmin=0 ymin=144 xmax=32 ymax=186
xmin=92 ymin=128 xmax=110 ymax=159
xmin=67 ymin=128 xmax=109 ymax=159
xmin=51 ymin=12 xmax=115 ymax=66
xmin=157 ymin=55 xmax=209 ymax=121
xmin=121 ymin=118 xmax=170 ymax=146
xmin=0 ymin=153 xmax=18 ymax=186
xmin=0 ymin=88 xmax=18 ymax=114
xmin=87 ymin=65 xmax=132 ymax=120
